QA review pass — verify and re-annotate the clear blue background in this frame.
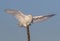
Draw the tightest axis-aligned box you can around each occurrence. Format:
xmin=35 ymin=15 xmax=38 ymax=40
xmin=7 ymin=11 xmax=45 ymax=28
xmin=0 ymin=0 xmax=60 ymax=41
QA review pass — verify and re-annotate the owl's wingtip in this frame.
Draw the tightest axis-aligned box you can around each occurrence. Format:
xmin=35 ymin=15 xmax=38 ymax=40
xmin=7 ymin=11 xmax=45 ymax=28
xmin=51 ymin=14 xmax=56 ymax=16
xmin=45 ymin=14 xmax=56 ymax=17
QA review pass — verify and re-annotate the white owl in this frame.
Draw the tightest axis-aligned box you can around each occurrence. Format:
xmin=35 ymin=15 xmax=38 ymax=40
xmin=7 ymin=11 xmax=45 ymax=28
xmin=5 ymin=9 xmax=55 ymax=27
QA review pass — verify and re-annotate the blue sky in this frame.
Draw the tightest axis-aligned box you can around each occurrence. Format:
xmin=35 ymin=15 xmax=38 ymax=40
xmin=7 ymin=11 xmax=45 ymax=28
xmin=0 ymin=0 xmax=60 ymax=41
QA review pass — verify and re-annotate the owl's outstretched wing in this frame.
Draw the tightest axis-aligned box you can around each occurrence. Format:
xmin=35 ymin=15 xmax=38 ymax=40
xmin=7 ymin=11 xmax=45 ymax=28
xmin=32 ymin=14 xmax=55 ymax=23
xmin=5 ymin=9 xmax=24 ymax=16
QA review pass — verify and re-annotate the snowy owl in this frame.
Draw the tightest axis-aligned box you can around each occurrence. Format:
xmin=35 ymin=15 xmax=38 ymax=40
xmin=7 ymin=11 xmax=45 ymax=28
xmin=5 ymin=9 xmax=55 ymax=27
